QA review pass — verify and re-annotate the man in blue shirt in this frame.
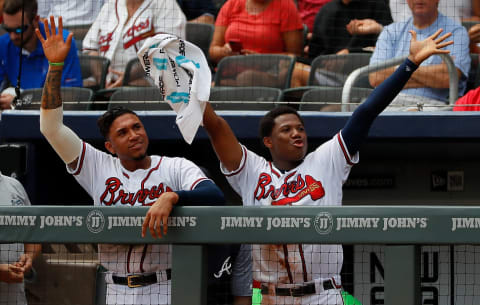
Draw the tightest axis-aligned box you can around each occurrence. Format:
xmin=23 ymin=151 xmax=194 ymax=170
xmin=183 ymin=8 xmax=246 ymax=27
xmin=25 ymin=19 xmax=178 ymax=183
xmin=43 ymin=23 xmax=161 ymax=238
xmin=369 ymin=0 xmax=470 ymax=109
xmin=0 ymin=0 xmax=81 ymax=110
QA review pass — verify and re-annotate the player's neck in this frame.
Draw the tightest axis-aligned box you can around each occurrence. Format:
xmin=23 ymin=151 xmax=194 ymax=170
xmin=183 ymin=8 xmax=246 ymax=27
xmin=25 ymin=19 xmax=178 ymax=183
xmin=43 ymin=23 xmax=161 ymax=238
xmin=120 ymin=155 xmax=151 ymax=172
xmin=272 ymin=159 xmax=302 ymax=172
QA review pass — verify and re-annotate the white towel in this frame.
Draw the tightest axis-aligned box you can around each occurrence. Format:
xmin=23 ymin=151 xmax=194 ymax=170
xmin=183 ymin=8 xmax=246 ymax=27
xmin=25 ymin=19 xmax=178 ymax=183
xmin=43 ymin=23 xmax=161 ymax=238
xmin=137 ymin=34 xmax=211 ymax=144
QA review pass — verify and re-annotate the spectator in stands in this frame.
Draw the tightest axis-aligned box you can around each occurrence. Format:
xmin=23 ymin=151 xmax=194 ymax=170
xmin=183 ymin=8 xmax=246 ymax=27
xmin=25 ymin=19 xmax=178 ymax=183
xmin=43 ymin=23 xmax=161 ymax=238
xmin=389 ymin=0 xmax=480 ymax=23
xmin=453 ymin=85 xmax=480 ymax=111
xmin=37 ymin=0 xmax=105 ymax=26
xmin=209 ymin=0 xmax=303 ymax=87
xmin=296 ymin=0 xmax=332 ymax=32
xmin=83 ymin=0 xmax=186 ymax=89
xmin=177 ymin=0 xmax=216 ymax=24
xmin=291 ymin=0 xmax=392 ymax=87
xmin=468 ymin=23 xmax=480 ymax=53
xmin=0 ymin=171 xmax=41 ymax=305
xmin=369 ymin=0 xmax=470 ymax=109
xmin=308 ymin=0 xmax=392 ymax=57
xmin=0 ymin=0 xmax=82 ymax=110
xmin=209 ymin=0 xmax=303 ymax=63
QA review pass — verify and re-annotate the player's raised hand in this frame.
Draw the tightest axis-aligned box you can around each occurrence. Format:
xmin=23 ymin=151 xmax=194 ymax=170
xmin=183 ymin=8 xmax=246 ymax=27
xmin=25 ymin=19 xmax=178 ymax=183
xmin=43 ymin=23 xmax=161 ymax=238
xmin=408 ymin=29 xmax=453 ymax=65
xmin=141 ymin=192 xmax=179 ymax=239
xmin=35 ymin=16 xmax=73 ymax=64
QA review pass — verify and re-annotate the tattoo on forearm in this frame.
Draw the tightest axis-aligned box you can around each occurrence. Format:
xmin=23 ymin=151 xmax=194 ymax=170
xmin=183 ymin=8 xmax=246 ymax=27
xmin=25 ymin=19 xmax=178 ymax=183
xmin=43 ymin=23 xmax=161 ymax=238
xmin=41 ymin=67 xmax=63 ymax=109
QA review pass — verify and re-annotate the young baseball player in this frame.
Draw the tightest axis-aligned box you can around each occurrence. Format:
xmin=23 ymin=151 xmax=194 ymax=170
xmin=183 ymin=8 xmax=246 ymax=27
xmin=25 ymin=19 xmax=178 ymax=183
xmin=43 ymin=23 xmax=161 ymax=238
xmin=202 ymin=29 xmax=453 ymax=304
xmin=35 ymin=16 xmax=224 ymax=305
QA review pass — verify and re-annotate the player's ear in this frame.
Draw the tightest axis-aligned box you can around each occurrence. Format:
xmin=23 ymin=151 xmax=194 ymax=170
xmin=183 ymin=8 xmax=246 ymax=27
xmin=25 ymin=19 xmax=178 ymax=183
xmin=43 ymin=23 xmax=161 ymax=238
xmin=263 ymin=136 xmax=272 ymax=149
xmin=105 ymin=141 xmax=116 ymax=155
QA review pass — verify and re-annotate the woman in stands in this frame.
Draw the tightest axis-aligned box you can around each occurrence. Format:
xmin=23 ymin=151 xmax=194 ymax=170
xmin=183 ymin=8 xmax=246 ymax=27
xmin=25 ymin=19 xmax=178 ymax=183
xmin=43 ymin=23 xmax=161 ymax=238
xmin=209 ymin=0 xmax=304 ymax=87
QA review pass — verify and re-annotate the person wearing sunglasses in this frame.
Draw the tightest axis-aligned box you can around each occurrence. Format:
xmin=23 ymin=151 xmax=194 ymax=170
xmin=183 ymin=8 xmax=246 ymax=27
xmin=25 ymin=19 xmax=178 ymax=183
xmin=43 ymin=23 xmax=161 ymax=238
xmin=0 ymin=0 xmax=82 ymax=110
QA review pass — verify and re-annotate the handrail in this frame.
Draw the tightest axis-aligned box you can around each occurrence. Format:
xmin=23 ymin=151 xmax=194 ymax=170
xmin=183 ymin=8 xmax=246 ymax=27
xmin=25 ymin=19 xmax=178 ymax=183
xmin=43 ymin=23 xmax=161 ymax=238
xmin=341 ymin=54 xmax=458 ymax=111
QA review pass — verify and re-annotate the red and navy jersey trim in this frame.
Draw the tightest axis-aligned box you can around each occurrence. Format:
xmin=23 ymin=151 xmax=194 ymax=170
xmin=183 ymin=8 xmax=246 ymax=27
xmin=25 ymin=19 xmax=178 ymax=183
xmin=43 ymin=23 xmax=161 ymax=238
xmin=190 ymin=177 xmax=209 ymax=190
xmin=337 ymin=133 xmax=354 ymax=166
xmin=269 ymin=162 xmax=281 ymax=178
xmin=72 ymin=142 xmax=87 ymax=176
xmin=224 ymin=146 xmax=247 ymax=177
xmin=141 ymin=157 xmax=163 ymax=189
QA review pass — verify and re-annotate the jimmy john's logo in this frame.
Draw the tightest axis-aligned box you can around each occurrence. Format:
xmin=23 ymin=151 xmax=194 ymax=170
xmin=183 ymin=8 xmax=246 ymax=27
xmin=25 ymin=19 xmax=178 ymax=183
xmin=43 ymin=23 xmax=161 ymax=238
xmin=86 ymin=210 xmax=105 ymax=234
xmin=314 ymin=212 xmax=333 ymax=235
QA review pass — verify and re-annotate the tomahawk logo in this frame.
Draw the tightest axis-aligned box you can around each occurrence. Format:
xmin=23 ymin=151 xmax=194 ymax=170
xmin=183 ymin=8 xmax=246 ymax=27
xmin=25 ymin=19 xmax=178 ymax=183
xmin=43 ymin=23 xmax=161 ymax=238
xmin=214 ymin=256 xmax=232 ymax=278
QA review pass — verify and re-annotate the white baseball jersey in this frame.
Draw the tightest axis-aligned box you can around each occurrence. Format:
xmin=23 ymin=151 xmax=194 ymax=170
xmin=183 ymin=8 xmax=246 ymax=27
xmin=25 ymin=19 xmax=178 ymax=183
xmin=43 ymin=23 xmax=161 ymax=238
xmin=222 ymin=133 xmax=358 ymax=286
xmin=83 ymin=0 xmax=186 ymax=72
xmin=67 ymin=142 xmax=209 ymax=275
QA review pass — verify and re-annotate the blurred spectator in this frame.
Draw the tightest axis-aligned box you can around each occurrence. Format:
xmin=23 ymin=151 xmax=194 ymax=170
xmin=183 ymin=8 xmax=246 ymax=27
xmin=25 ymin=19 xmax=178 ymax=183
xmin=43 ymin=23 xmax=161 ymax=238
xmin=83 ymin=0 xmax=186 ymax=89
xmin=291 ymin=0 xmax=392 ymax=87
xmin=369 ymin=0 xmax=470 ymax=108
xmin=0 ymin=0 xmax=81 ymax=110
xmin=389 ymin=0 xmax=480 ymax=22
xmin=468 ymin=23 xmax=480 ymax=53
xmin=209 ymin=0 xmax=303 ymax=64
xmin=177 ymin=0 xmax=216 ymax=24
xmin=0 ymin=171 xmax=41 ymax=305
xmin=37 ymin=0 xmax=105 ymax=25
xmin=453 ymin=85 xmax=480 ymax=111
xmin=297 ymin=0 xmax=332 ymax=32
xmin=308 ymin=0 xmax=392 ymax=57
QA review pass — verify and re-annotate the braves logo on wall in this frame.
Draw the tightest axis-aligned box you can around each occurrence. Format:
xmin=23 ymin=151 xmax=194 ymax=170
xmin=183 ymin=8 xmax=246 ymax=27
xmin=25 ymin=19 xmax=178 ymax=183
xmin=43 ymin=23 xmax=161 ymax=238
xmin=254 ymin=171 xmax=325 ymax=205
xmin=99 ymin=177 xmax=172 ymax=206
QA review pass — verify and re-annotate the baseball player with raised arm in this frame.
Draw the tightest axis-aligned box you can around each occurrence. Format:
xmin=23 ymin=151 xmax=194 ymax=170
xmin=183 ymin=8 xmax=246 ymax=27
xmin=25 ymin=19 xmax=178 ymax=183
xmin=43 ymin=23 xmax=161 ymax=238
xmin=36 ymin=16 xmax=224 ymax=305
xmin=202 ymin=29 xmax=453 ymax=304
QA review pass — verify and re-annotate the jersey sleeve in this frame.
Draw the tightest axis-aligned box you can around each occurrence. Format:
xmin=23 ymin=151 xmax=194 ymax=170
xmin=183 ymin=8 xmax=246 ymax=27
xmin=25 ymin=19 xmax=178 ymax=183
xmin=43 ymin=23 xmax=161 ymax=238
xmin=170 ymin=157 xmax=211 ymax=191
xmin=66 ymin=142 xmax=111 ymax=200
xmin=220 ymin=145 xmax=266 ymax=205
xmin=309 ymin=133 xmax=359 ymax=184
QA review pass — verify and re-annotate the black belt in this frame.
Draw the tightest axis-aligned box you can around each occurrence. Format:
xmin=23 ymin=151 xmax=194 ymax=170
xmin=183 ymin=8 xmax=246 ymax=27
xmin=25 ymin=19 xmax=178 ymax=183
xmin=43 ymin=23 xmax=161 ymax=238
xmin=261 ymin=279 xmax=337 ymax=297
xmin=112 ymin=269 xmax=171 ymax=288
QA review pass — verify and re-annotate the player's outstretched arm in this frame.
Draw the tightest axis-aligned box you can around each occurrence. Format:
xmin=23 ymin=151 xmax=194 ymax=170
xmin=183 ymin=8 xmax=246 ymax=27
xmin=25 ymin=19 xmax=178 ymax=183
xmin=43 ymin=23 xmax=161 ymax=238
xmin=36 ymin=16 xmax=82 ymax=170
xmin=341 ymin=29 xmax=453 ymax=156
xmin=202 ymin=103 xmax=243 ymax=172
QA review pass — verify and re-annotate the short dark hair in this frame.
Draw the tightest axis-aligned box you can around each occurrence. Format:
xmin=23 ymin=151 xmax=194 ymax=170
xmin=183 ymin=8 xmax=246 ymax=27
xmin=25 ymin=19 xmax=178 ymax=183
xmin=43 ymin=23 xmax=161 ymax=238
xmin=3 ymin=0 xmax=38 ymax=21
xmin=259 ymin=106 xmax=304 ymax=139
xmin=97 ymin=107 xmax=138 ymax=139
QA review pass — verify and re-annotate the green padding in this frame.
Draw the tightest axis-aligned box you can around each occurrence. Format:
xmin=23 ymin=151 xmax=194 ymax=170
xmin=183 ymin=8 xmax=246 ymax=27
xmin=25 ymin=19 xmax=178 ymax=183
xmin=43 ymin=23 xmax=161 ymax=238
xmin=342 ymin=291 xmax=363 ymax=305
xmin=252 ymin=288 xmax=262 ymax=305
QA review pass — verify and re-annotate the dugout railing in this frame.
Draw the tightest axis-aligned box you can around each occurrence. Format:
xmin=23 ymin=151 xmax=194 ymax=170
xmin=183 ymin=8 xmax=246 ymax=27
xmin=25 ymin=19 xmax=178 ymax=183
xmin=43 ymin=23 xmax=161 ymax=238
xmin=341 ymin=54 xmax=459 ymax=111
xmin=2 ymin=205 xmax=480 ymax=305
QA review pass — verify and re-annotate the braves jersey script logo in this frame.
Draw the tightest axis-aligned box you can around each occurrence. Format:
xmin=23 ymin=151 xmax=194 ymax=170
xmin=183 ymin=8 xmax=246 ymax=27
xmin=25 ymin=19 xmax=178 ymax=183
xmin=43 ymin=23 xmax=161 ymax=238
xmin=99 ymin=177 xmax=172 ymax=206
xmin=254 ymin=171 xmax=325 ymax=205
xmin=99 ymin=32 xmax=114 ymax=52
xmin=123 ymin=18 xmax=154 ymax=49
